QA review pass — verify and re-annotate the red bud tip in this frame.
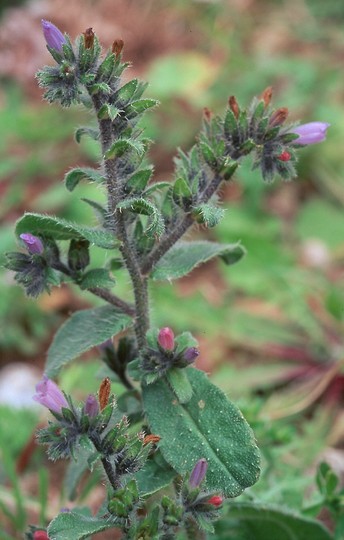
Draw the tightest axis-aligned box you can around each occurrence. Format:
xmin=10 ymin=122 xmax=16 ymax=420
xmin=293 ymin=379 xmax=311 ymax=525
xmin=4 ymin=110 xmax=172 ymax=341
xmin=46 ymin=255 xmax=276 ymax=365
xmin=143 ymin=434 xmax=161 ymax=446
xmin=158 ymin=327 xmax=175 ymax=351
xmin=112 ymin=39 xmax=124 ymax=56
xmin=260 ymin=86 xmax=273 ymax=107
xmin=269 ymin=107 xmax=289 ymax=127
xmin=83 ymin=27 xmax=95 ymax=49
xmin=99 ymin=377 xmax=111 ymax=410
xmin=207 ymin=495 xmax=223 ymax=507
xmin=277 ymin=151 xmax=291 ymax=161
xmin=228 ymin=96 xmax=240 ymax=118
xmin=203 ymin=107 xmax=212 ymax=121
xmin=33 ymin=531 xmax=49 ymax=540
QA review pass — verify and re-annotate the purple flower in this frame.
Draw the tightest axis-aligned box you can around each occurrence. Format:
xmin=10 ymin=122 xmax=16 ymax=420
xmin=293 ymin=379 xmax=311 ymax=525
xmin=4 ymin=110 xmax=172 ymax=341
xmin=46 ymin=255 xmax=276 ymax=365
xmin=290 ymin=122 xmax=330 ymax=145
xmin=20 ymin=233 xmax=44 ymax=255
xmin=189 ymin=458 xmax=208 ymax=488
xmin=84 ymin=394 xmax=99 ymax=417
xmin=33 ymin=376 xmax=68 ymax=413
xmin=41 ymin=19 xmax=66 ymax=52
xmin=183 ymin=347 xmax=200 ymax=364
xmin=158 ymin=327 xmax=175 ymax=351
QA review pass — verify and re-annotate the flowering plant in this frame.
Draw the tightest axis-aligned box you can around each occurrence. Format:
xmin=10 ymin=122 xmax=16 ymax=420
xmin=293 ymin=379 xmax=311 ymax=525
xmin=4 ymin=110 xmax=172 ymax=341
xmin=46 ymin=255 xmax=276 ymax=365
xmin=5 ymin=20 xmax=330 ymax=540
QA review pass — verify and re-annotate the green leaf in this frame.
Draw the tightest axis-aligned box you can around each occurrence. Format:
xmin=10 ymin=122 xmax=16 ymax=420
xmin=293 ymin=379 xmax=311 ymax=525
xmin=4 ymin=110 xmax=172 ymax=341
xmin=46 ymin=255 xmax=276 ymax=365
xmin=105 ymin=138 xmax=144 ymax=160
xmin=97 ymin=103 xmax=120 ymax=120
xmin=151 ymin=241 xmax=245 ymax=281
xmin=74 ymin=127 xmax=99 ymax=143
xmin=125 ymin=99 xmax=159 ymax=119
xmin=199 ymin=141 xmax=217 ymax=167
xmin=48 ymin=509 xmax=115 ymax=540
xmin=15 ymin=213 xmax=117 ymax=249
xmin=118 ymin=197 xmax=165 ymax=237
xmin=173 ymin=177 xmax=192 ymax=208
xmin=126 ymin=169 xmax=153 ymax=193
xmin=143 ymin=369 xmax=260 ymax=497
xmin=166 ymin=368 xmax=193 ymax=404
xmin=224 ymin=108 xmax=238 ymax=137
xmin=117 ymin=79 xmax=139 ymax=104
xmin=136 ymin=456 xmax=176 ymax=497
xmin=193 ymin=203 xmax=225 ymax=228
xmin=46 ymin=305 xmax=132 ymax=377
xmin=216 ymin=502 xmax=333 ymax=540
xmin=64 ymin=167 xmax=104 ymax=192
xmin=79 ymin=268 xmax=115 ymax=290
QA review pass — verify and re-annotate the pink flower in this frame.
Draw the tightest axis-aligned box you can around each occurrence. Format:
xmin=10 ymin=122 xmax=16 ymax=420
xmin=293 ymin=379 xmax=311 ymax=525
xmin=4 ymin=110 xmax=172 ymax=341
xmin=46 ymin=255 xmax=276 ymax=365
xmin=41 ymin=20 xmax=66 ymax=52
xmin=33 ymin=530 xmax=49 ymax=540
xmin=158 ymin=327 xmax=175 ymax=351
xmin=33 ymin=376 xmax=68 ymax=413
xmin=290 ymin=122 xmax=330 ymax=145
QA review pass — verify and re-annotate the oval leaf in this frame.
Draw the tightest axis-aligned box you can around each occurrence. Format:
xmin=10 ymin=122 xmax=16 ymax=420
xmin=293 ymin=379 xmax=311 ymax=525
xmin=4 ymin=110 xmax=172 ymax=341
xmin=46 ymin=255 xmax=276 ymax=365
xmin=151 ymin=241 xmax=245 ymax=281
xmin=15 ymin=213 xmax=117 ymax=249
xmin=143 ymin=368 xmax=260 ymax=497
xmin=46 ymin=305 xmax=132 ymax=377
xmin=65 ymin=167 xmax=104 ymax=192
xmin=216 ymin=502 xmax=333 ymax=540
xmin=48 ymin=510 xmax=115 ymax=540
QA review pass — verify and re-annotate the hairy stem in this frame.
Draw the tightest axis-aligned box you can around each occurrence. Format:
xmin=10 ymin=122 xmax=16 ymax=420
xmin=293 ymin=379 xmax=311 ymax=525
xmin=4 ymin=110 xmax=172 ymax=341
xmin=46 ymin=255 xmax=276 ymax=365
xmin=140 ymin=172 xmax=225 ymax=275
xmin=89 ymin=433 xmax=120 ymax=490
xmin=51 ymin=260 xmax=135 ymax=316
xmin=93 ymin=95 xmax=149 ymax=350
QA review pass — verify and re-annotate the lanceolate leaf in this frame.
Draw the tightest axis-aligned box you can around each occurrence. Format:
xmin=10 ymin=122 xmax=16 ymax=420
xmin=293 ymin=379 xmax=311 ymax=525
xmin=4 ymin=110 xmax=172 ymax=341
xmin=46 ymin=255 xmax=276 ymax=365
xmin=48 ymin=510 xmax=115 ymax=540
xmin=143 ymin=369 xmax=260 ymax=497
xmin=46 ymin=305 xmax=132 ymax=377
xmin=15 ymin=213 xmax=117 ymax=249
xmin=118 ymin=197 xmax=165 ymax=237
xmin=151 ymin=241 xmax=245 ymax=281
xmin=216 ymin=502 xmax=333 ymax=540
xmin=64 ymin=167 xmax=104 ymax=191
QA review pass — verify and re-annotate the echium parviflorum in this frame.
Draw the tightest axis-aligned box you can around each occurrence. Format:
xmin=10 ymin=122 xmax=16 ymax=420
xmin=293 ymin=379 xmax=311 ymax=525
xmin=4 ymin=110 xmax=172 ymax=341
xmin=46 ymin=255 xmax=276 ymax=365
xmin=7 ymin=20 xmax=328 ymax=540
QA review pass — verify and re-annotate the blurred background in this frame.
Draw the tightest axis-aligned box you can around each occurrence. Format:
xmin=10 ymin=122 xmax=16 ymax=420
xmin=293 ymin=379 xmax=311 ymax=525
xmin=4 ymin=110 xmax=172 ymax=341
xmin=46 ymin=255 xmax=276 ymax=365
xmin=0 ymin=0 xmax=344 ymax=537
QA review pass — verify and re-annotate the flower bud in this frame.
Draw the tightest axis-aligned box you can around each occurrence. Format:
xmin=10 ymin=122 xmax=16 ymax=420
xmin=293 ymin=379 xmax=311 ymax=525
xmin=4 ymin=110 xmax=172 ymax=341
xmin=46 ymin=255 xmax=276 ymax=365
xmin=99 ymin=377 xmax=111 ymax=410
xmin=33 ymin=376 xmax=68 ymax=414
xmin=228 ymin=96 xmax=239 ymax=119
xmin=289 ymin=122 xmax=330 ymax=145
xmin=158 ymin=327 xmax=175 ymax=351
xmin=207 ymin=495 xmax=223 ymax=507
xmin=260 ymin=86 xmax=273 ymax=107
xmin=269 ymin=107 xmax=289 ymax=127
xmin=33 ymin=531 xmax=49 ymax=540
xmin=20 ymin=233 xmax=44 ymax=255
xmin=68 ymin=238 xmax=90 ymax=272
xmin=112 ymin=39 xmax=124 ymax=56
xmin=189 ymin=458 xmax=208 ymax=488
xmin=84 ymin=394 xmax=99 ymax=417
xmin=183 ymin=347 xmax=199 ymax=364
xmin=41 ymin=20 xmax=66 ymax=52
xmin=83 ymin=27 xmax=95 ymax=49
xmin=277 ymin=151 xmax=291 ymax=162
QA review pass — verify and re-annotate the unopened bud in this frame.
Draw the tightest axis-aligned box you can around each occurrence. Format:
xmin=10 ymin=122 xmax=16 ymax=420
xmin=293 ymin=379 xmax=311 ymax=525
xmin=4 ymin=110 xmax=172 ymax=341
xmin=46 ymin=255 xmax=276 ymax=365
xmin=183 ymin=347 xmax=199 ymax=364
xmin=277 ymin=151 xmax=291 ymax=162
xmin=112 ymin=39 xmax=124 ymax=56
xmin=207 ymin=495 xmax=223 ymax=507
xmin=83 ymin=27 xmax=95 ymax=49
xmin=228 ymin=96 xmax=240 ymax=119
xmin=68 ymin=238 xmax=90 ymax=271
xmin=84 ymin=394 xmax=99 ymax=417
xmin=203 ymin=107 xmax=212 ymax=122
xmin=260 ymin=86 xmax=273 ymax=107
xmin=41 ymin=19 xmax=66 ymax=53
xmin=189 ymin=458 xmax=208 ymax=488
xmin=20 ymin=233 xmax=44 ymax=255
xmin=143 ymin=434 xmax=161 ymax=446
xmin=158 ymin=327 xmax=175 ymax=351
xmin=33 ymin=531 xmax=49 ymax=540
xmin=99 ymin=377 xmax=111 ymax=410
xmin=269 ymin=107 xmax=289 ymax=127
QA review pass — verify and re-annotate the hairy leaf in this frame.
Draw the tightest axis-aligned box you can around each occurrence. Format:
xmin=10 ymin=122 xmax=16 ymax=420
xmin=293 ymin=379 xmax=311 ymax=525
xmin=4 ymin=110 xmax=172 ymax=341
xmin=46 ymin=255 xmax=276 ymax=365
xmin=143 ymin=369 xmax=260 ymax=497
xmin=46 ymin=305 xmax=132 ymax=377
xmin=48 ymin=510 xmax=115 ymax=540
xmin=79 ymin=268 xmax=115 ymax=290
xmin=151 ymin=241 xmax=245 ymax=281
xmin=15 ymin=213 xmax=117 ymax=249
xmin=215 ymin=502 xmax=333 ymax=540
xmin=64 ymin=167 xmax=104 ymax=192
